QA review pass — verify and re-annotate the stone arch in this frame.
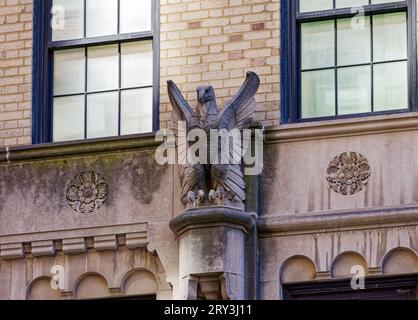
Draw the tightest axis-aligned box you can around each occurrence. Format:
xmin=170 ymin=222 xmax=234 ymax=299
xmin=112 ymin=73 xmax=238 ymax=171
xmin=26 ymin=276 xmax=62 ymax=300
xmin=331 ymin=251 xmax=368 ymax=278
xmin=121 ymin=268 xmax=158 ymax=296
xmin=382 ymin=247 xmax=418 ymax=275
xmin=280 ymin=255 xmax=317 ymax=284
xmin=74 ymin=272 xmax=110 ymax=300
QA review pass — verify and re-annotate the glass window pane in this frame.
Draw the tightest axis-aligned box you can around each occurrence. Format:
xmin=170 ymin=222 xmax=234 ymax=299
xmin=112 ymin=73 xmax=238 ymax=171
xmin=86 ymin=0 xmax=118 ymax=38
xmin=120 ymin=0 xmax=152 ymax=34
xmin=53 ymin=95 xmax=85 ymax=142
xmin=374 ymin=61 xmax=408 ymax=112
xmin=121 ymin=88 xmax=153 ymax=135
xmin=87 ymin=92 xmax=119 ymax=139
xmin=299 ymin=0 xmax=333 ymax=13
xmin=373 ymin=12 xmax=407 ymax=62
xmin=87 ymin=45 xmax=119 ymax=92
xmin=121 ymin=41 xmax=153 ymax=88
xmin=337 ymin=17 xmax=371 ymax=66
xmin=338 ymin=66 xmax=371 ymax=115
xmin=52 ymin=0 xmax=84 ymax=41
xmin=54 ymin=49 xmax=85 ymax=96
xmin=336 ymin=0 xmax=368 ymax=8
xmin=302 ymin=70 xmax=335 ymax=118
xmin=301 ymin=20 xmax=335 ymax=70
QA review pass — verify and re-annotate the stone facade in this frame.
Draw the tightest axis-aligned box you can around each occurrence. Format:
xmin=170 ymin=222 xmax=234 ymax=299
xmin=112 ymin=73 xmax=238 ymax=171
xmin=1 ymin=0 xmax=418 ymax=300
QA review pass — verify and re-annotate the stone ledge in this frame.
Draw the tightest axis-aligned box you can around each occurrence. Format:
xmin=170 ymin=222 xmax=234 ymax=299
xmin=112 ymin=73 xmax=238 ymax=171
xmin=170 ymin=206 xmax=256 ymax=236
xmin=0 ymin=222 xmax=148 ymax=244
xmin=258 ymin=204 xmax=418 ymax=236
xmin=266 ymin=112 xmax=418 ymax=143
xmin=0 ymin=133 xmax=159 ymax=164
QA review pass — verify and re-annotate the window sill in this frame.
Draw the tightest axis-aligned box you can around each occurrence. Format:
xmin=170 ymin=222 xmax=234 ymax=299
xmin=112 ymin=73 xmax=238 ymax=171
xmin=265 ymin=112 xmax=418 ymax=143
xmin=0 ymin=133 xmax=159 ymax=164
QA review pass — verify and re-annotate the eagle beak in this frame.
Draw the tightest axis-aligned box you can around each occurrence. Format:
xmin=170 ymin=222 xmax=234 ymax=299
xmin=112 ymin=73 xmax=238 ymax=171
xmin=197 ymin=89 xmax=205 ymax=102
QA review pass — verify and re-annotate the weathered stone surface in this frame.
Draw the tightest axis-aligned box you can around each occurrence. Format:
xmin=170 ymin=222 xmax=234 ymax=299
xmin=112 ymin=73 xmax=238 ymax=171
xmin=0 ymin=137 xmax=173 ymax=236
xmin=171 ymin=207 xmax=255 ymax=300
xmin=262 ymin=126 xmax=418 ymax=216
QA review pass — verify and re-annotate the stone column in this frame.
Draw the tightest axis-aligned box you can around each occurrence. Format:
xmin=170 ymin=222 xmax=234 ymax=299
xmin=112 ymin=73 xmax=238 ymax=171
xmin=170 ymin=206 xmax=255 ymax=300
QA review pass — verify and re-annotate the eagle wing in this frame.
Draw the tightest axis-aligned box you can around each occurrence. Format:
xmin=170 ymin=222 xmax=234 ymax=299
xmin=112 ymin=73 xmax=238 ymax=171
xmin=167 ymin=80 xmax=205 ymax=205
xmin=212 ymin=72 xmax=260 ymax=202
xmin=167 ymin=80 xmax=196 ymax=129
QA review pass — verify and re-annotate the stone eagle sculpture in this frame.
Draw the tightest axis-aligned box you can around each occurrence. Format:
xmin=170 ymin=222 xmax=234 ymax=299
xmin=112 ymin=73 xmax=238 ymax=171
xmin=167 ymin=71 xmax=260 ymax=209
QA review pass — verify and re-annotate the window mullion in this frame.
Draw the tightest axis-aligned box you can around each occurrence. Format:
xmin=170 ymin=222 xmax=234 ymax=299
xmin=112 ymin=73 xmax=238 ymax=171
xmin=334 ymin=19 xmax=338 ymax=117
xmin=118 ymin=43 xmax=122 ymax=136
xmin=117 ymin=0 xmax=121 ymax=35
xmin=371 ymin=14 xmax=375 ymax=113
xmin=83 ymin=0 xmax=87 ymax=38
xmin=84 ymin=47 xmax=88 ymax=140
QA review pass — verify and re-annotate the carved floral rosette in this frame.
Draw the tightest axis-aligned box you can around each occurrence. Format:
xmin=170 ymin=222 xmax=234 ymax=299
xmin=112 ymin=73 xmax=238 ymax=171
xmin=326 ymin=152 xmax=371 ymax=196
xmin=66 ymin=171 xmax=108 ymax=214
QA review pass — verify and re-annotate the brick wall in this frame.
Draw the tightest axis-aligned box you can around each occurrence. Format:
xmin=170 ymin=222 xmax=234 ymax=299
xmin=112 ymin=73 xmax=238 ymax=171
xmin=0 ymin=0 xmax=32 ymax=147
xmin=159 ymin=0 xmax=280 ymax=130
xmin=0 ymin=0 xmax=280 ymax=147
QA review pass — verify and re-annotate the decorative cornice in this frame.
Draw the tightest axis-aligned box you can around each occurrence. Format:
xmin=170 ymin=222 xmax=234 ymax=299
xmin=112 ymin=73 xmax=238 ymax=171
xmin=0 ymin=243 xmax=24 ymax=260
xmin=266 ymin=112 xmax=418 ymax=144
xmin=258 ymin=204 xmax=418 ymax=237
xmin=0 ymin=223 xmax=149 ymax=260
xmin=0 ymin=223 xmax=147 ymax=244
xmin=93 ymin=235 xmax=118 ymax=251
xmin=126 ymin=232 xmax=148 ymax=249
xmin=62 ymin=238 xmax=86 ymax=254
xmin=170 ymin=206 xmax=256 ymax=236
xmin=31 ymin=240 xmax=55 ymax=257
xmin=0 ymin=133 xmax=159 ymax=164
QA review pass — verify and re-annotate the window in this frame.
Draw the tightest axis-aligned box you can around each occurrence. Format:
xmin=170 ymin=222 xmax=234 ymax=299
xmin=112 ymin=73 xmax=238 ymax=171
xmin=33 ymin=0 xmax=160 ymax=143
xmin=281 ymin=0 xmax=417 ymax=123
xmin=283 ymin=274 xmax=418 ymax=300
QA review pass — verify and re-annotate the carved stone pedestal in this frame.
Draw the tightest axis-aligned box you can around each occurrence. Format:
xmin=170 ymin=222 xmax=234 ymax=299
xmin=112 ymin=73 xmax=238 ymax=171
xmin=170 ymin=206 xmax=255 ymax=300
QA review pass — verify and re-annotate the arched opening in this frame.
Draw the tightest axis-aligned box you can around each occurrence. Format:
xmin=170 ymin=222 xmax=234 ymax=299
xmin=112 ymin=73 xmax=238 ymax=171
xmin=383 ymin=248 xmax=418 ymax=275
xmin=74 ymin=273 xmax=110 ymax=300
xmin=26 ymin=277 xmax=61 ymax=300
xmin=331 ymin=252 xmax=368 ymax=278
xmin=281 ymin=255 xmax=317 ymax=284
xmin=122 ymin=269 xmax=158 ymax=298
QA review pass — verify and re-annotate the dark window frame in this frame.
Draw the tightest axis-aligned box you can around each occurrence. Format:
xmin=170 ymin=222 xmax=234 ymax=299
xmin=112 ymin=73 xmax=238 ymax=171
xmin=280 ymin=0 xmax=417 ymax=124
xmin=283 ymin=273 xmax=418 ymax=300
xmin=32 ymin=0 xmax=160 ymax=144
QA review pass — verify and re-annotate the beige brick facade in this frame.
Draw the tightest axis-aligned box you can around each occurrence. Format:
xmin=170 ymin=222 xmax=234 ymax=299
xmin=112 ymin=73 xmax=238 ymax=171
xmin=0 ymin=0 xmax=32 ymax=147
xmin=0 ymin=0 xmax=280 ymax=147
xmin=159 ymin=0 xmax=280 ymax=130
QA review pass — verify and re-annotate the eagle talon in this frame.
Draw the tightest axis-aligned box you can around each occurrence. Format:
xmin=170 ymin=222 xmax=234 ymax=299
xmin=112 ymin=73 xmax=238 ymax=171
xmin=196 ymin=190 xmax=206 ymax=205
xmin=217 ymin=187 xmax=226 ymax=200
xmin=209 ymin=190 xmax=218 ymax=202
xmin=187 ymin=191 xmax=196 ymax=207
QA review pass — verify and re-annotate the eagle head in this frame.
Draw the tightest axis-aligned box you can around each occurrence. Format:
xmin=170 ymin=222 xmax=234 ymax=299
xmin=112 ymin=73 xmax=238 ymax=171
xmin=197 ymin=85 xmax=215 ymax=104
